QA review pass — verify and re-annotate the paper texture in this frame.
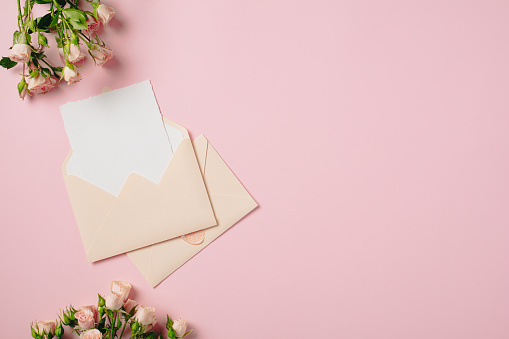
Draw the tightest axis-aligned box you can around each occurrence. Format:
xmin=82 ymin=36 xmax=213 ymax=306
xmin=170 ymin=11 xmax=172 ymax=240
xmin=61 ymin=80 xmax=174 ymax=196
xmin=127 ymin=134 xmax=258 ymax=287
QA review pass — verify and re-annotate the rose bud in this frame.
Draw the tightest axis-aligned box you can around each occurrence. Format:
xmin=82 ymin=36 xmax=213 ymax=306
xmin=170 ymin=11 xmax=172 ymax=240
xmin=83 ymin=15 xmax=100 ymax=35
xmin=75 ymin=305 xmax=99 ymax=330
xmin=105 ymin=292 xmax=124 ymax=310
xmin=35 ymin=320 xmax=56 ymax=336
xmin=65 ymin=44 xmax=86 ymax=64
xmin=172 ymin=319 xmax=187 ymax=338
xmin=124 ymin=299 xmax=137 ymax=314
xmin=18 ymin=80 xmax=28 ymax=100
xmin=111 ymin=280 xmax=132 ymax=301
xmin=9 ymin=44 xmax=31 ymax=63
xmin=96 ymin=4 xmax=115 ymax=25
xmin=28 ymin=74 xmax=57 ymax=94
xmin=62 ymin=65 xmax=82 ymax=85
xmin=55 ymin=323 xmax=64 ymax=338
xmin=89 ymin=45 xmax=114 ymax=66
xmin=134 ymin=305 xmax=157 ymax=333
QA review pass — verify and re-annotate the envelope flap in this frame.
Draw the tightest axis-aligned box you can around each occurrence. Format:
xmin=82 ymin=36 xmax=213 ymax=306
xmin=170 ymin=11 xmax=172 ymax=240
xmin=85 ymin=138 xmax=217 ymax=262
xmin=162 ymin=117 xmax=189 ymax=139
xmin=127 ymin=137 xmax=257 ymax=287
xmin=201 ymin=137 xmax=254 ymax=198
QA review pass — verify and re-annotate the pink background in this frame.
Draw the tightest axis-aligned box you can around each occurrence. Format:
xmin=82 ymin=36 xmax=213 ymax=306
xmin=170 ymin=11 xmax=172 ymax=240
xmin=1 ymin=0 xmax=508 ymax=338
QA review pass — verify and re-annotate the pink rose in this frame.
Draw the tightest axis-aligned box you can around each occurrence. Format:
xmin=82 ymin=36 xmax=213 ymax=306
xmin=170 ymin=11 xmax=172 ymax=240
xmin=36 ymin=320 xmax=55 ymax=335
xmin=68 ymin=44 xmax=86 ymax=64
xmin=96 ymin=4 xmax=115 ymax=25
xmin=124 ymin=299 xmax=137 ymax=313
xmin=62 ymin=66 xmax=82 ymax=85
xmin=27 ymin=74 xmax=57 ymax=94
xmin=75 ymin=305 xmax=99 ymax=330
xmin=83 ymin=15 xmax=100 ymax=35
xmin=81 ymin=329 xmax=103 ymax=339
xmin=9 ymin=44 xmax=31 ymax=63
xmin=89 ymin=45 xmax=114 ymax=66
xmin=105 ymin=292 xmax=124 ymax=310
xmin=134 ymin=305 xmax=157 ymax=332
xmin=172 ymin=319 xmax=187 ymax=338
xmin=111 ymin=280 xmax=132 ymax=301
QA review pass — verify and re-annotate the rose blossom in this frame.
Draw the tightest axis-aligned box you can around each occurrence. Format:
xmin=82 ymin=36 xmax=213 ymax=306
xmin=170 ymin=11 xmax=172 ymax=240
xmin=62 ymin=66 xmax=82 ymax=85
xmin=36 ymin=320 xmax=55 ymax=335
xmin=89 ymin=45 xmax=114 ymax=66
xmin=81 ymin=329 xmax=103 ymax=339
xmin=67 ymin=44 xmax=86 ymax=64
xmin=83 ymin=15 xmax=100 ymax=35
xmin=134 ymin=305 xmax=157 ymax=332
xmin=105 ymin=292 xmax=124 ymax=310
xmin=111 ymin=280 xmax=132 ymax=301
xmin=9 ymin=44 xmax=31 ymax=63
xmin=59 ymin=44 xmax=85 ymax=64
xmin=124 ymin=299 xmax=137 ymax=313
xmin=96 ymin=4 xmax=115 ymax=25
xmin=27 ymin=74 xmax=57 ymax=94
xmin=172 ymin=319 xmax=187 ymax=338
xmin=75 ymin=305 xmax=99 ymax=330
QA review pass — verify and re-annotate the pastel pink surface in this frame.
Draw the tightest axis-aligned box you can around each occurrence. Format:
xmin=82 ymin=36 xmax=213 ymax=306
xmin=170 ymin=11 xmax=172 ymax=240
xmin=1 ymin=0 xmax=508 ymax=338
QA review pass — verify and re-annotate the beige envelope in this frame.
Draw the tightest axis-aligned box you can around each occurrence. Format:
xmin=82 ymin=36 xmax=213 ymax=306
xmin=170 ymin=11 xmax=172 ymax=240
xmin=127 ymin=135 xmax=258 ymax=287
xmin=62 ymin=119 xmax=217 ymax=263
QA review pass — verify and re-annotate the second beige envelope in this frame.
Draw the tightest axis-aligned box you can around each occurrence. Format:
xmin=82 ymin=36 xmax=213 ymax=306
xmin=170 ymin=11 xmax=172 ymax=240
xmin=127 ymin=135 xmax=258 ymax=287
xmin=62 ymin=120 xmax=217 ymax=263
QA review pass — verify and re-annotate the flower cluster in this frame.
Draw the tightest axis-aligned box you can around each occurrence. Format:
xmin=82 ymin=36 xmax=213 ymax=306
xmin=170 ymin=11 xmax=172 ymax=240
xmin=1 ymin=0 xmax=116 ymax=100
xmin=31 ymin=281 xmax=193 ymax=339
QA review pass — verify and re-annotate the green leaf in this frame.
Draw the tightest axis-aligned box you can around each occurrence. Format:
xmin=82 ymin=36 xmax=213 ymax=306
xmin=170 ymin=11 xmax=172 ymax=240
xmin=129 ymin=305 xmax=138 ymax=317
xmin=28 ymin=20 xmax=37 ymax=32
xmin=32 ymin=52 xmax=47 ymax=60
xmin=0 ymin=57 xmax=17 ymax=69
xmin=13 ymin=31 xmax=21 ymax=45
xmin=98 ymin=294 xmax=106 ymax=307
xmin=182 ymin=330 xmax=193 ymax=338
xmin=38 ymin=33 xmax=49 ymax=47
xmin=29 ymin=70 xmax=40 ymax=78
xmin=63 ymin=8 xmax=88 ymax=30
xmin=55 ymin=36 xmax=63 ymax=48
xmin=37 ymin=13 xmax=53 ymax=31
xmin=35 ymin=0 xmax=52 ymax=3
xmin=63 ymin=8 xmax=87 ymax=22
xmin=166 ymin=315 xmax=174 ymax=328
xmin=41 ymin=68 xmax=51 ymax=78
xmin=70 ymin=20 xmax=88 ymax=31
xmin=50 ymin=13 xmax=60 ymax=28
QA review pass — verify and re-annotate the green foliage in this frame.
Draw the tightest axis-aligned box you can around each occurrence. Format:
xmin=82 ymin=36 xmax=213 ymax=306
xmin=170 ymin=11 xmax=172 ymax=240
xmin=38 ymin=33 xmax=49 ymax=47
xmin=98 ymin=293 xmax=106 ymax=307
xmin=63 ymin=8 xmax=88 ymax=30
xmin=36 ymin=13 xmax=53 ymax=31
xmin=0 ymin=57 xmax=17 ymax=69
xmin=7 ymin=0 xmax=114 ymax=98
xmin=13 ymin=30 xmax=21 ymax=44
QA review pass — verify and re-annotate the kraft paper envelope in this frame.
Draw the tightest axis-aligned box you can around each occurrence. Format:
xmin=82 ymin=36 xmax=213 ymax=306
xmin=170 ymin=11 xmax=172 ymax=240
xmin=61 ymin=87 xmax=217 ymax=262
xmin=127 ymin=135 xmax=258 ymax=287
